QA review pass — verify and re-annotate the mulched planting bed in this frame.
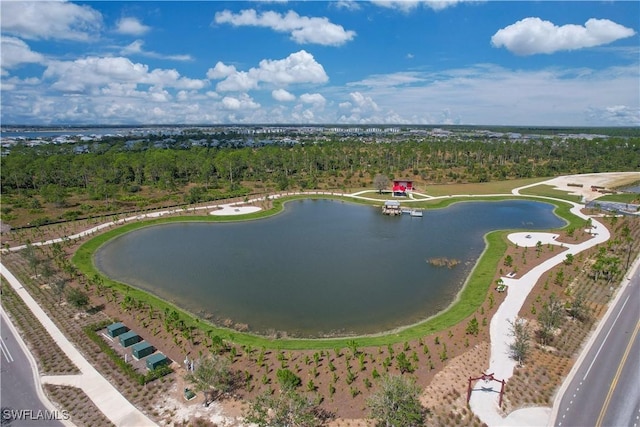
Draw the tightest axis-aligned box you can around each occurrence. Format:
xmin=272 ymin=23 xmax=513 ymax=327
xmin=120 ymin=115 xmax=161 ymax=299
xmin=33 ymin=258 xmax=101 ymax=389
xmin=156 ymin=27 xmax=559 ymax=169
xmin=44 ymin=384 xmax=115 ymax=427
xmin=0 ymin=279 xmax=79 ymax=375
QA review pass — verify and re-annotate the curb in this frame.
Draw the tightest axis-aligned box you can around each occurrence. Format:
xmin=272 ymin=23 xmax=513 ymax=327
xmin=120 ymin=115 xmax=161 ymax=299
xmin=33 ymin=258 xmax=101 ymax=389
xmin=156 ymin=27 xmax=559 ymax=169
xmin=547 ymin=253 xmax=640 ymax=426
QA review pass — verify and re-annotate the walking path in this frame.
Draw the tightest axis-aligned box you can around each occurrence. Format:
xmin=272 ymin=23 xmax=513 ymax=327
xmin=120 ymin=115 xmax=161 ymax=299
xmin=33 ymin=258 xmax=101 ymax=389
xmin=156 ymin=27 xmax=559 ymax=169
xmin=468 ymin=189 xmax=611 ymax=426
xmin=0 ymin=263 xmax=157 ymax=427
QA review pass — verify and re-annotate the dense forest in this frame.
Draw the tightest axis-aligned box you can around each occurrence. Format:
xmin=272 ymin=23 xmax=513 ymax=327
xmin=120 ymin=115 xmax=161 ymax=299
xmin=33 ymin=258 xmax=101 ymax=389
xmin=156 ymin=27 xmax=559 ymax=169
xmin=1 ymin=132 xmax=639 ymax=228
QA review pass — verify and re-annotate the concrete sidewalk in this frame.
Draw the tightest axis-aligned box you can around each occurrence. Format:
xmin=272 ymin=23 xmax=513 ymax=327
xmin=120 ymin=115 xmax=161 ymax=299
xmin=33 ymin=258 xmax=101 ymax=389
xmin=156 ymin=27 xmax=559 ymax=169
xmin=1 ymin=263 xmax=157 ymax=427
xmin=469 ymin=201 xmax=611 ymax=426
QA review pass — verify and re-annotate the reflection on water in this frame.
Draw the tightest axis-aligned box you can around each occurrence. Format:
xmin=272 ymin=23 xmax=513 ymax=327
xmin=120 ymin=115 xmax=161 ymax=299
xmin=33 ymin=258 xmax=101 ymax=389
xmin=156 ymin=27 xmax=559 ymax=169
xmin=95 ymin=199 xmax=564 ymax=337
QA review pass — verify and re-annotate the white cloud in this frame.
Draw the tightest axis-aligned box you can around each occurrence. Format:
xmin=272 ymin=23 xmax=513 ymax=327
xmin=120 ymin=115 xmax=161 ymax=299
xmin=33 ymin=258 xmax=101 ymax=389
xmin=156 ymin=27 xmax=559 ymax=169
xmin=115 ymin=17 xmax=151 ymax=36
xmin=121 ymin=40 xmax=145 ymax=55
xmin=215 ymin=70 xmax=258 ymax=92
xmin=345 ymin=64 xmax=640 ymax=126
xmin=348 ymin=71 xmax=425 ymax=88
xmin=255 ymin=50 xmax=329 ymax=85
xmin=0 ymin=1 xmax=102 ymax=41
xmin=148 ymin=86 xmax=171 ymax=103
xmin=221 ymin=94 xmax=260 ymax=110
xmin=349 ymin=91 xmax=380 ymax=112
xmin=424 ymin=1 xmax=470 ymax=11
xmin=43 ymin=56 xmax=207 ymax=93
xmin=272 ymin=88 xmax=296 ymax=102
xmin=214 ymin=9 xmax=356 ymax=46
xmin=372 ymin=1 xmax=471 ymax=12
xmin=1 ymin=37 xmax=45 ymax=70
xmin=206 ymin=62 xmax=237 ymax=79
xmin=209 ymin=50 xmax=328 ymax=92
xmin=492 ymin=17 xmax=636 ymax=55
xmin=299 ymin=92 xmax=326 ymax=107
xmin=336 ymin=92 xmax=381 ymax=123
xmin=334 ymin=1 xmax=362 ymax=11
xmin=586 ymin=105 xmax=639 ymax=126
xmin=121 ymin=40 xmax=193 ymax=61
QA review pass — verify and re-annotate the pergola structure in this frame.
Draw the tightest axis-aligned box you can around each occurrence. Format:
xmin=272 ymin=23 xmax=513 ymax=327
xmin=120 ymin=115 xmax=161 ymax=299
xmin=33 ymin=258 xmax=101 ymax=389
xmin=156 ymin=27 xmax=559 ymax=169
xmin=466 ymin=372 xmax=506 ymax=408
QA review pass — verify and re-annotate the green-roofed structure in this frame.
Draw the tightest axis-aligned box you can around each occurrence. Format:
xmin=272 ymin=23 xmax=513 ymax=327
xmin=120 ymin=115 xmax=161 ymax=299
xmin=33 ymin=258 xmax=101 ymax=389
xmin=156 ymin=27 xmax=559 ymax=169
xmin=119 ymin=330 xmax=141 ymax=347
xmin=106 ymin=322 xmax=129 ymax=338
xmin=131 ymin=341 xmax=155 ymax=360
xmin=146 ymin=353 xmax=169 ymax=370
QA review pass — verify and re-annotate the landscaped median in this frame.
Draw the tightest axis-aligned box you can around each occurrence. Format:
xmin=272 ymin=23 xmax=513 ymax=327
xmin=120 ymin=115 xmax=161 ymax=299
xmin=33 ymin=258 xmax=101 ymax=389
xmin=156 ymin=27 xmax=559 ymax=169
xmin=72 ymin=194 xmax=583 ymax=350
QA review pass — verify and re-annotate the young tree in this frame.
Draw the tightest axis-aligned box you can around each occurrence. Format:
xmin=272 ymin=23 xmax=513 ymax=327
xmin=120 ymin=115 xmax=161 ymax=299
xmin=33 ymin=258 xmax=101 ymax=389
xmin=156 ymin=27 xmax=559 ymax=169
xmin=373 ymin=174 xmax=390 ymax=194
xmin=563 ymin=253 xmax=574 ymax=265
xmin=276 ymin=368 xmax=301 ymax=390
xmin=508 ymin=317 xmax=531 ymax=366
xmin=52 ymin=278 xmax=67 ymax=304
xmin=465 ymin=317 xmax=479 ymax=336
xmin=367 ymin=374 xmax=425 ymax=427
xmin=244 ymin=388 xmax=323 ymax=427
xmin=622 ymin=224 xmax=633 ymax=270
xmin=23 ymin=242 xmax=40 ymax=275
xmin=504 ymin=254 xmax=513 ymax=267
xmin=537 ymin=294 xmax=564 ymax=345
xmin=66 ymin=288 xmax=89 ymax=310
xmin=568 ymin=291 xmax=590 ymax=322
xmin=185 ymin=354 xmax=233 ymax=406
xmin=395 ymin=352 xmax=415 ymax=374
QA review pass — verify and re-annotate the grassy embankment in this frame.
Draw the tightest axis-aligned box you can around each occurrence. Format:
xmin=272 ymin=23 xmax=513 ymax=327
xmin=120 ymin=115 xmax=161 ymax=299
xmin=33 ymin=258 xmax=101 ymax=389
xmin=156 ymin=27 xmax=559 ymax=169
xmin=73 ymin=186 xmax=584 ymax=350
xmin=596 ymin=193 xmax=640 ymax=204
xmin=518 ymin=184 xmax=583 ymax=203
xmin=423 ymin=177 xmax=549 ymax=197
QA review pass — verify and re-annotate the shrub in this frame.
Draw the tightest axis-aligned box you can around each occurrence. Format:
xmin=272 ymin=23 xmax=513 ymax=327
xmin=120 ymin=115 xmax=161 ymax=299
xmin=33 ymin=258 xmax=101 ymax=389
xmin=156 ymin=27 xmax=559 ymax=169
xmin=276 ymin=368 xmax=301 ymax=390
xmin=66 ymin=288 xmax=89 ymax=309
xmin=465 ymin=317 xmax=479 ymax=336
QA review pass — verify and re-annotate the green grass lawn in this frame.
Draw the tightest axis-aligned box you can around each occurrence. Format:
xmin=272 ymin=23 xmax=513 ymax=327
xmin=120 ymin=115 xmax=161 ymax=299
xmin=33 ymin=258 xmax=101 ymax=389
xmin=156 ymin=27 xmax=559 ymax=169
xmin=424 ymin=177 xmax=549 ymax=197
xmin=596 ymin=193 xmax=640 ymax=204
xmin=518 ymin=184 xmax=583 ymax=203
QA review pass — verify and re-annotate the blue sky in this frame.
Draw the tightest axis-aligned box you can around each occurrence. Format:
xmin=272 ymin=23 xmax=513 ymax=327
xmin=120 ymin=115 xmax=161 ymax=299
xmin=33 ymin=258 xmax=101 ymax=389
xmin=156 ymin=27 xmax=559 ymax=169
xmin=1 ymin=1 xmax=638 ymax=126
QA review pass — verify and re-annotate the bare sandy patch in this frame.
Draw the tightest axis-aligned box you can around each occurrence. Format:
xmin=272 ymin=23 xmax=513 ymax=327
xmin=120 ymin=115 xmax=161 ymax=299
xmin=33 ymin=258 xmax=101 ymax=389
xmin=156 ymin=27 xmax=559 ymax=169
xmin=210 ymin=205 xmax=262 ymax=216
xmin=544 ymin=172 xmax=640 ymax=201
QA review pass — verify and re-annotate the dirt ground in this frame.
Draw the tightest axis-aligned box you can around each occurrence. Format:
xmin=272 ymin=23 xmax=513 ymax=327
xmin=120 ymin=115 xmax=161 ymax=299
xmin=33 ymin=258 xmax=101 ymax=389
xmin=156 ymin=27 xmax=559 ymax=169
xmin=543 ymin=171 xmax=640 ymax=201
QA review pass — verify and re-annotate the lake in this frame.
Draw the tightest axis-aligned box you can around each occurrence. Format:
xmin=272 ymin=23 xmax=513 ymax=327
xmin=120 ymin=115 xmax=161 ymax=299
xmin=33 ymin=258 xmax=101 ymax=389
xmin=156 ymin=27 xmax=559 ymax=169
xmin=94 ymin=199 xmax=565 ymax=337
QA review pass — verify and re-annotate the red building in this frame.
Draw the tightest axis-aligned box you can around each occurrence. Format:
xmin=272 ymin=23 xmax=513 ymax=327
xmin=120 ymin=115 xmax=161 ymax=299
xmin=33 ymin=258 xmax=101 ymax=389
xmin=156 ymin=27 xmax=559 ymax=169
xmin=392 ymin=179 xmax=413 ymax=196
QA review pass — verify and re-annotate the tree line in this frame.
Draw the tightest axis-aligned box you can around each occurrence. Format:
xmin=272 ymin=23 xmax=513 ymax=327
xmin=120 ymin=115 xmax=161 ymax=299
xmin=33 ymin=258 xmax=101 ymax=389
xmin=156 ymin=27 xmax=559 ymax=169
xmin=1 ymin=135 xmax=638 ymax=219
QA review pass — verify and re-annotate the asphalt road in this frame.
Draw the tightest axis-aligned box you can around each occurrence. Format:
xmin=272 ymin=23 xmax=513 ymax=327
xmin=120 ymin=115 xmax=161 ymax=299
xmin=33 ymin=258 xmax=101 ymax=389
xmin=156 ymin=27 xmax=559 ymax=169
xmin=0 ymin=309 xmax=65 ymax=427
xmin=554 ymin=265 xmax=640 ymax=427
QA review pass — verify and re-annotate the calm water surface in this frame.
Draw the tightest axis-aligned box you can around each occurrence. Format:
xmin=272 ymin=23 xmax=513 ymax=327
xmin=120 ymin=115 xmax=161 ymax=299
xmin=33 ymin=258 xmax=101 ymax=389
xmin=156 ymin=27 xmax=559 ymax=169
xmin=95 ymin=199 xmax=564 ymax=337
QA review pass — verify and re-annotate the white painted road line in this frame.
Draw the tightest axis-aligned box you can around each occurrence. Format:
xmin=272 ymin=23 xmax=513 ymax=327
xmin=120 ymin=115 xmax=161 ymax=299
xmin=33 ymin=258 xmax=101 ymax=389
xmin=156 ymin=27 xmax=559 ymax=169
xmin=0 ymin=336 xmax=14 ymax=363
xmin=582 ymin=293 xmax=631 ymax=381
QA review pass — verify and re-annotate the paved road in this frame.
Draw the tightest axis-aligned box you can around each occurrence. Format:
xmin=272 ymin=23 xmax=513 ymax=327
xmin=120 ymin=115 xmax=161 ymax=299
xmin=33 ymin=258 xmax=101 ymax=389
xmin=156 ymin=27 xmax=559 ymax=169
xmin=554 ymin=265 xmax=640 ymax=427
xmin=0 ymin=309 xmax=66 ymax=427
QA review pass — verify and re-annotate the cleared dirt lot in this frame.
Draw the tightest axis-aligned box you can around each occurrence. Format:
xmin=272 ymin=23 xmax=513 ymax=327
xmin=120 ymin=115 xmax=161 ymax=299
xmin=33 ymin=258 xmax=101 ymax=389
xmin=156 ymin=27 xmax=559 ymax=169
xmin=544 ymin=172 xmax=640 ymax=201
